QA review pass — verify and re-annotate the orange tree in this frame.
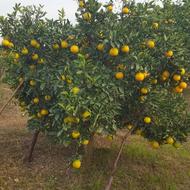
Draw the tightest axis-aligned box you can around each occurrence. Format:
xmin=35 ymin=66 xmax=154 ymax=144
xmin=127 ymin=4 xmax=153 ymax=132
xmin=0 ymin=0 xmax=190 ymax=169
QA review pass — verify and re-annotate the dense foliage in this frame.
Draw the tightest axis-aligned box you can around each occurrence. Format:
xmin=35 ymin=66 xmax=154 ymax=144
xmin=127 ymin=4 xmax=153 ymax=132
xmin=0 ymin=0 xmax=190 ymax=168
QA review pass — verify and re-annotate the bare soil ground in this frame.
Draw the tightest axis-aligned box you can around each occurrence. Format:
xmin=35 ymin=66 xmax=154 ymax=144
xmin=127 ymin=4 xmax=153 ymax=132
xmin=0 ymin=83 xmax=190 ymax=190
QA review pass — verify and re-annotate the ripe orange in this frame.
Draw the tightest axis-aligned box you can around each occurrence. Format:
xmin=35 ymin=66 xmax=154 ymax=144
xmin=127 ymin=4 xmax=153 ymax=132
xmin=122 ymin=7 xmax=130 ymax=14
xmin=107 ymin=5 xmax=113 ymax=12
xmin=70 ymin=45 xmax=79 ymax=54
xmin=109 ymin=47 xmax=119 ymax=57
xmin=71 ymin=87 xmax=80 ymax=95
xmin=21 ymin=47 xmax=29 ymax=55
xmin=82 ymin=140 xmax=89 ymax=145
xmin=40 ymin=109 xmax=49 ymax=116
xmin=165 ymin=50 xmax=173 ymax=58
xmin=72 ymin=160 xmax=81 ymax=169
xmin=135 ymin=72 xmax=145 ymax=81
xmin=121 ymin=45 xmax=130 ymax=53
xmin=144 ymin=117 xmax=151 ymax=124
xmin=173 ymin=74 xmax=181 ymax=81
xmin=82 ymin=111 xmax=91 ymax=119
xmin=30 ymin=39 xmax=38 ymax=47
xmin=166 ymin=137 xmax=174 ymax=145
xmin=174 ymin=86 xmax=183 ymax=93
xmin=151 ymin=141 xmax=160 ymax=149
xmin=140 ymin=87 xmax=148 ymax=95
xmin=33 ymin=97 xmax=39 ymax=104
xmin=14 ymin=53 xmax=20 ymax=59
xmin=115 ymin=72 xmax=124 ymax=79
xmin=179 ymin=82 xmax=187 ymax=89
xmin=32 ymin=54 xmax=39 ymax=60
xmin=72 ymin=131 xmax=80 ymax=139
xmin=146 ymin=40 xmax=155 ymax=49
xmin=162 ymin=70 xmax=170 ymax=78
xmin=2 ymin=39 xmax=10 ymax=47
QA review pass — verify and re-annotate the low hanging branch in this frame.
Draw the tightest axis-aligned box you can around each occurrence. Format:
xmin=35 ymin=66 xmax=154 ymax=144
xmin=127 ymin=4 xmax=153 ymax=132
xmin=0 ymin=81 xmax=23 ymax=115
xmin=104 ymin=128 xmax=134 ymax=190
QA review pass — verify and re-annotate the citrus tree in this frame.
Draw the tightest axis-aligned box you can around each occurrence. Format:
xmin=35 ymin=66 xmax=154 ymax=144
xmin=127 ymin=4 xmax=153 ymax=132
xmin=0 ymin=0 xmax=190 ymax=170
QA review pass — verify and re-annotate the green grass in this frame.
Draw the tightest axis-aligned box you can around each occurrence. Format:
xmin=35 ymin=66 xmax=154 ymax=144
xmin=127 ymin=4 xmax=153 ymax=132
xmin=0 ymin=84 xmax=190 ymax=190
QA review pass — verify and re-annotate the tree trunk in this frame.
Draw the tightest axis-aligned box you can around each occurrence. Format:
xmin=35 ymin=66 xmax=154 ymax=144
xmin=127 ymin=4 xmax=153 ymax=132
xmin=24 ymin=131 xmax=40 ymax=162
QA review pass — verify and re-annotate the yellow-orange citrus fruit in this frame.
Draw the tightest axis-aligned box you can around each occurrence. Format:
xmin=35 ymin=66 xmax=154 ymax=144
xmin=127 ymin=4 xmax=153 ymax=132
xmin=72 ymin=131 xmax=80 ymax=139
xmin=144 ymin=117 xmax=151 ymax=124
xmin=82 ymin=140 xmax=89 ymax=145
xmin=140 ymin=87 xmax=148 ymax=95
xmin=30 ymin=39 xmax=38 ymax=47
xmin=174 ymin=86 xmax=183 ymax=93
xmin=72 ymin=160 xmax=81 ymax=169
xmin=33 ymin=97 xmax=39 ymax=104
xmin=79 ymin=1 xmax=85 ymax=8
xmin=173 ymin=142 xmax=181 ymax=148
xmin=32 ymin=54 xmax=39 ymax=60
xmin=37 ymin=112 xmax=42 ymax=118
xmin=61 ymin=40 xmax=68 ymax=48
xmin=82 ymin=111 xmax=91 ymax=119
xmin=8 ymin=42 xmax=14 ymax=48
xmin=127 ymin=124 xmax=133 ymax=130
xmin=97 ymin=43 xmax=104 ymax=51
xmin=53 ymin=43 xmax=59 ymax=49
xmin=179 ymin=82 xmax=187 ymax=89
xmin=70 ymin=45 xmax=79 ymax=54
xmin=121 ymin=45 xmax=130 ymax=53
xmin=40 ymin=109 xmax=49 ymax=116
xmin=71 ymin=87 xmax=80 ymax=95
xmin=146 ymin=40 xmax=155 ymax=49
xmin=45 ymin=95 xmax=51 ymax=101
xmin=115 ymin=72 xmax=124 ymax=79
xmin=166 ymin=137 xmax=174 ymax=145
xmin=151 ymin=79 xmax=158 ymax=84
xmin=109 ymin=47 xmax=119 ymax=57
xmin=122 ymin=7 xmax=130 ymax=14
xmin=135 ymin=72 xmax=145 ymax=81
xmin=2 ymin=39 xmax=10 ymax=47
xmin=14 ymin=53 xmax=20 ymax=59
xmin=173 ymin=74 xmax=181 ymax=81
xmin=162 ymin=70 xmax=170 ymax=78
xmin=165 ymin=50 xmax=173 ymax=58
xmin=180 ymin=68 xmax=186 ymax=75
xmin=21 ymin=47 xmax=29 ymax=55
xmin=151 ymin=141 xmax=160 ymax=149
xmin=38 ymin=58 xmax=44 ymax=64
xmin=107 ymin=5 xmax=113 ymax=12
xmin=29 ymin=80 xmax=36 ymax=86
xmin=82 ymin=12 xmax=92 ymax=21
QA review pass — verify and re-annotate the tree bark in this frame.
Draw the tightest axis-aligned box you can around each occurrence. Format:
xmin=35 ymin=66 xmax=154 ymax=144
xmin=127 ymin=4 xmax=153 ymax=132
xmin=104 ymin=130 xmax=132 ymax=190
xmin=24 ymin=131 xmax=40 ymax=162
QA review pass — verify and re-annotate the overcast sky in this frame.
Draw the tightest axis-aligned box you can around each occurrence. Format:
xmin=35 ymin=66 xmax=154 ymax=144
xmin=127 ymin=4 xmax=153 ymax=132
xmin=0 ymin=0 xmax=146 ymax=23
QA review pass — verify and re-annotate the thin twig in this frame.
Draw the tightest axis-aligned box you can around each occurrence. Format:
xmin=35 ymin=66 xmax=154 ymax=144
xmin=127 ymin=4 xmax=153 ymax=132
xmin=104 ymin=128 xmax=134 ymax=190
xmin=0 ymin=81 xmax=23 ymax=115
